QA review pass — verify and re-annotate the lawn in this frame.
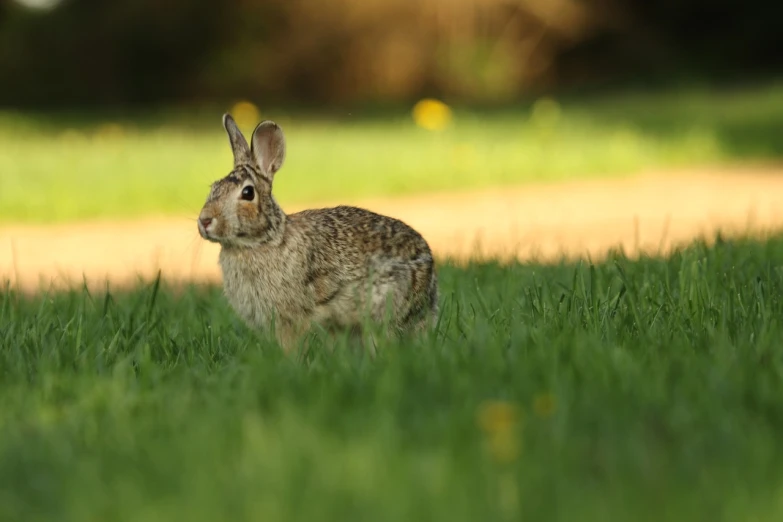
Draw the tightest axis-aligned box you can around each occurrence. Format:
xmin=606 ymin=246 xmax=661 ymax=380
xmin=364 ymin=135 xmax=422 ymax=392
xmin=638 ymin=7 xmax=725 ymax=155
xmin=1 ymin=82 xmax=782 ymax=224
xmin=2 ymin=233 xmax=783 ymax=521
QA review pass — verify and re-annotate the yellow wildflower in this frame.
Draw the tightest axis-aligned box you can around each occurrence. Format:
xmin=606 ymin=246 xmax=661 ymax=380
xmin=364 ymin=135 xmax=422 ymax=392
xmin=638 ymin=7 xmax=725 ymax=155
xmin=477 ymin=400 xmax=522 ymax=464
xmin=231 ymin=100 xmax=261 ymax=129
xmin=412 ymin=98 xmax=453 ymax=131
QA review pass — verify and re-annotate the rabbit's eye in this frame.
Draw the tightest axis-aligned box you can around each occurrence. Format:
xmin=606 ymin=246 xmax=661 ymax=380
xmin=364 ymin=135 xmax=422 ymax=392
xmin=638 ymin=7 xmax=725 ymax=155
xmin=241 ymin=186 xmax=255 ymax=201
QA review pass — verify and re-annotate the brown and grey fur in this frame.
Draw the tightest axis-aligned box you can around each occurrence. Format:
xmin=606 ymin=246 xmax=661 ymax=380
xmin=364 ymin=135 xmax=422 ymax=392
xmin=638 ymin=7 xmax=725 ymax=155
xmin=197 ymin=114 xmax=438 ymax=353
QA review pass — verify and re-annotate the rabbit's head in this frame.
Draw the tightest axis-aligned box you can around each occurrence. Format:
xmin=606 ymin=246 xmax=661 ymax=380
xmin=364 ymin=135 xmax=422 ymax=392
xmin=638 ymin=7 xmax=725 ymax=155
xmin=198 ymin=114 xmax=286 ymax=246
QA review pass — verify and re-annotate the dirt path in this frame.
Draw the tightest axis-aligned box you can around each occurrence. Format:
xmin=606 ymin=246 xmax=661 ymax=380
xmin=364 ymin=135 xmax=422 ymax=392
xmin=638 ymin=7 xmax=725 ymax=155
xmin=3 ymin=166 xmax=783 ymax=292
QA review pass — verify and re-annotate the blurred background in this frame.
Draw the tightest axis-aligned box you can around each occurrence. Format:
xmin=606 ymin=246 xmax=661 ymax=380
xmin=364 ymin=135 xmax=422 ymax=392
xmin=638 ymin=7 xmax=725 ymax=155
xmin=1 ymin=0 xmax=781 ymax=108
xmin=1 ymin=0 xmax=783 ymax=287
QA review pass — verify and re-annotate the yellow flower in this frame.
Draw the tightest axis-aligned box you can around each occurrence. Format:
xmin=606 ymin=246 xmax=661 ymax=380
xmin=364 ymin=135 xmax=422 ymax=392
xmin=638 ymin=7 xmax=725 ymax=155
xmin=477 ymin=400 xmax=519 ymax=433
xmin=231 ymin=100 xmax=261 ymax=129
xmin=477 ymin=400 xmax=521 ymax=464
xmin=533 ymin=392 xmax=557 ymax=418
xmin=412 ymin=98 xmax=452 ymax=131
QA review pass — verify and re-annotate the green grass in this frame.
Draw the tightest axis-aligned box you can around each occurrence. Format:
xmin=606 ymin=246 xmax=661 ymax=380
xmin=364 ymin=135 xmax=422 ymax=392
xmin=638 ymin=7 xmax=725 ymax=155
xmin=1 ymin=82 xmax=783 ymax=224
xmin=3 ymin=233 xmax=783 ymax=521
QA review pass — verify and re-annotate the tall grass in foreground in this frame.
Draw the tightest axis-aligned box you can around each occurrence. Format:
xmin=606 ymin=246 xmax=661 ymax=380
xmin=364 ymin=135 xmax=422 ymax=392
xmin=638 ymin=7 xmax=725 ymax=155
xmin=1 ymin=82 xmax=782 ymax=224
xmin=2 ymin=233 xmax=783 ymax=521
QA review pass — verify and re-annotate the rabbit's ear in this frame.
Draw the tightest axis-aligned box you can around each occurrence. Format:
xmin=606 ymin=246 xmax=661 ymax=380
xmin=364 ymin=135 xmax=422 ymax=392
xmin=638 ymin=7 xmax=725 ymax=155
xmin=250 ymin=121 xmax=286 ymax=180
xmin=222 ymin=113 xmax=252 ymax=166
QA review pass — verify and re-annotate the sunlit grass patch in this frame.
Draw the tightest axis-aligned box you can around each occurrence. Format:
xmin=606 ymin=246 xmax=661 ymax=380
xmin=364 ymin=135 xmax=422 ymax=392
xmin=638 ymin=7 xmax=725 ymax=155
xmin=1 ymin=83 xmax=781 ymax=224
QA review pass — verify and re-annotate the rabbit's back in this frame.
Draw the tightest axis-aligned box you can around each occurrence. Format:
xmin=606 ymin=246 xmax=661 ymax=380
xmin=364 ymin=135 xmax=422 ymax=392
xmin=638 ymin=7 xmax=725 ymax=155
xmin=292 ymin=206 xmax=438 ymax=331
xmin=292 ymin=205 xmax=432 ymax=267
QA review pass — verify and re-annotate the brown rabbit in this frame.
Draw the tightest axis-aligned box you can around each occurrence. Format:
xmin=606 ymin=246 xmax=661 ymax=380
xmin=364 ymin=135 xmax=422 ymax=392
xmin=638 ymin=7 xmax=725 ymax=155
xmin=197 ymin=114 xmax=438 ymax=353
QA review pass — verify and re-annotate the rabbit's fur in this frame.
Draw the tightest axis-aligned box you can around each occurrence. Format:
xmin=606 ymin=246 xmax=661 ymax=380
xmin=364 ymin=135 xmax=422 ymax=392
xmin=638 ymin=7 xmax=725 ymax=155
xmin=198 ymin=114 xmax=438 ymax=352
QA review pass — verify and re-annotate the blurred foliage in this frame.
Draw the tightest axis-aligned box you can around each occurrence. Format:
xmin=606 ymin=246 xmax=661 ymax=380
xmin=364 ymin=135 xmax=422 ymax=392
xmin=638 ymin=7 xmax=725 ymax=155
xmin=0 ymin=0 xmax=781 ymax=108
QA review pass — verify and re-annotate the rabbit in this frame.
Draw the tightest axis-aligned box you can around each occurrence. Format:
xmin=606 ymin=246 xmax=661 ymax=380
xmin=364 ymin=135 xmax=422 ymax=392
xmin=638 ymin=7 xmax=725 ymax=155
xmin=197 ymin=113 xmax=439 ymax=353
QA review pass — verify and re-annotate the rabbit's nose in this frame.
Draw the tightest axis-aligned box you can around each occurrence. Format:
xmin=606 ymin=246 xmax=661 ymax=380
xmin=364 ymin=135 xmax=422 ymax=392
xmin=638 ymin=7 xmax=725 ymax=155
xmin=200 ymin=217 xmax=213 ymax=229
